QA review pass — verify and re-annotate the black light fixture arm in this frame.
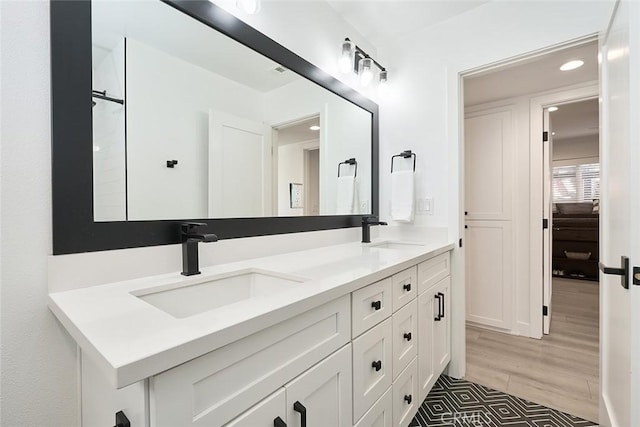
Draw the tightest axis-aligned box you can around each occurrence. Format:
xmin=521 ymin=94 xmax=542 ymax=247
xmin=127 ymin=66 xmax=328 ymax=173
xmin=92 ymin=89 xmax=124 ymax=105
xmin=344 ymin=38 xmax=386 ymax=72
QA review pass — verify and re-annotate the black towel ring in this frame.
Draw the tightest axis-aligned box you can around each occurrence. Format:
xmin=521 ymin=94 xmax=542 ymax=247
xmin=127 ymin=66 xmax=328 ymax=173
xmin=391 ymin=150 xmax=416 ymax=173
xmin=338 ymin=158 xmax=358 ymax=177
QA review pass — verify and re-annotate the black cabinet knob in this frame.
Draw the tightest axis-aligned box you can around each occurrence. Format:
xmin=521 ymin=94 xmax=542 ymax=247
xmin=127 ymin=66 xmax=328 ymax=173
xmin=404 ymin=395 xmax=412 ymax=404
xmin=403 ymin=283 xmax=411 ymax=292
xmin=371 ymin=360 xmax=382 ymax=371
xmin=371 ymin=300 xmax=382 ymax=310
xmin=404 ymin=332 xmax=412 ymax=341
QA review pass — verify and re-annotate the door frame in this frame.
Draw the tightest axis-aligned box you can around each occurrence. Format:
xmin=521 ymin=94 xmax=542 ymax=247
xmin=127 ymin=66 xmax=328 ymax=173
xmin=528 ymin=84 xmax=599 ymax=338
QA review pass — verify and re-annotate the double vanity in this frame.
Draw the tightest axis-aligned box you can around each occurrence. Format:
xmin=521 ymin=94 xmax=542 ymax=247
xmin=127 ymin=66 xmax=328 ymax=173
xmin=49 ymin=238 xmax=453 ymax=427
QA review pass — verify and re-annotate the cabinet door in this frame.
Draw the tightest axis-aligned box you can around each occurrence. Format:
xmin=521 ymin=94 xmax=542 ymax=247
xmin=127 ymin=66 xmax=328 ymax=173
xmin=417 ymin=290 xmax=435 ymax=403
xmin=285 ymin=344 xmax=352 ymax=427
xmin=354 ymin=387 xmax=393 ymax=427
xmin=224 ymin=388 xmax=287 ymax=427
xmin=392 ymin=357 xmax=418 ymax=427
xmin=433 ymin=277 xmax=451 ymax=374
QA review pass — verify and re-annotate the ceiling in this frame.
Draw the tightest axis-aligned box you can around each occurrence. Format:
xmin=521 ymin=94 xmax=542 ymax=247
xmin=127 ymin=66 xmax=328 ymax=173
xmin=326 ymin=1 xmax=489 ymax=47
xmin=276 ymin=116 xmax=321 ymax=146
xmin=464 ymin=41 xmax=599 ymax=106
xmin=92 ymin=1 xmax=300 ymax=93
xmin=550 ymin=98 xmax=599 ymax=141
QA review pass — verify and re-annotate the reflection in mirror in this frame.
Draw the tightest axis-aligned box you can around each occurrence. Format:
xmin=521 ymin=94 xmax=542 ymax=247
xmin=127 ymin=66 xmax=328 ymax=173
xmin=91 ymin=0 xmax=372 ymax=222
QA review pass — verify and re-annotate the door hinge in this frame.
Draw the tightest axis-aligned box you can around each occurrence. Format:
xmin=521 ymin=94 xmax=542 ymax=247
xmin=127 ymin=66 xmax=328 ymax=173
xmin=543 ymin=131 xmax=549 ymax=142
xmin=543 ymin=219 xmax=549 ymax=229
xmin=543 ymin=305 xmax=548 ymax=316
xmin=459 ymin=238 xmax=463 ymax=248
xmin=634 ymin=266 xmax=640 ymax=286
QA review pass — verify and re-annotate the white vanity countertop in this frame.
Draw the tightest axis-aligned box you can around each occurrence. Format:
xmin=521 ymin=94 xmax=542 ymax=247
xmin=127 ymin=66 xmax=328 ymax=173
xmin=49 ymin=238 xmax=454 ymax=388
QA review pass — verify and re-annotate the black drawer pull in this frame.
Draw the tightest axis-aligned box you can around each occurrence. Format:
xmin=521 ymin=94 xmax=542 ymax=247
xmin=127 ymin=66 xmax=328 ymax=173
xmin=438 ymin=292 xmax=445 ymax=319
xmin=372 ymin=360 xmax=382 ymax=371
xmin=371 ymin=300 xmax=382 ymax=310
xmin=404 ymin=395 xmax=412 ymax=404
xmin=274 ymin=416 xmax=287 ymax=427
xmin=403 ymin=283 xmax=411 ymax=292
xmin=434 ymin=294 xmax=442 ymax=321
xmin=114 ymin=411 xmax=130 ymax=427
xmin=404 ymin=332 xmax=412 ymax=341
xmin=293 ymin=401 xmax=307 ymax=427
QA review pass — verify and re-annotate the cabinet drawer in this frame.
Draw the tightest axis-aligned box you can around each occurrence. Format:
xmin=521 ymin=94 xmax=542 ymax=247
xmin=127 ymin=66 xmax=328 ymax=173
xmin=223 ymin=388 xmax=286 ymax=427
xmin=149 ymin=295 xmax=350 ymax=427
xmin=392 ymin=357 xmax=418 ymax=427
xmin=352 ymin=318 xmax=393 ymax=423
xmin=418 ymin=252 xmax=450 ymax=294
xmin=392 ymin=299 xmax=417 ymax=380
xmin=392 ymin=266 xmax=417 ymax=312
xmin=354 ymin=386 xmax=392 ymax=427
xmin=352 ymin=277 xmax=393 ymax=338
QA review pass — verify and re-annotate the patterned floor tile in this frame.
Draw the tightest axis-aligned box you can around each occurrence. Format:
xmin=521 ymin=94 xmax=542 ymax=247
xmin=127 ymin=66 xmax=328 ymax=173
xmin=410 ymin=375 xmax=596 ymax=426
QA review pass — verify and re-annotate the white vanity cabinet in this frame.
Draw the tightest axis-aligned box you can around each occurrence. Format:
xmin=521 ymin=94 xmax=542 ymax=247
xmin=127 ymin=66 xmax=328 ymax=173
xmin=77 ymin=248 xmax=453 ymax=427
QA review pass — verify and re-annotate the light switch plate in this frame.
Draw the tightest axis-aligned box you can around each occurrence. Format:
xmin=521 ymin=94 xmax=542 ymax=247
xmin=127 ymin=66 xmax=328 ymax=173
xmin=417 ymin=198 xmax=433 ymax=215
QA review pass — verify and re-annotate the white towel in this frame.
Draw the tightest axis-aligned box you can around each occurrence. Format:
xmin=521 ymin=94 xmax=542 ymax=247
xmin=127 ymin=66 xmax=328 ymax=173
xmin=391 ymin=170 xmax=414 ymax=222
xmin=336 ymin=176 xmax=355 ymax=214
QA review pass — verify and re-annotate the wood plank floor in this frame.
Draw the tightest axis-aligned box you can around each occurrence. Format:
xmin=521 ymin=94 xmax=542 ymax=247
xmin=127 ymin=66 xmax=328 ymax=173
xmin=465 ymin=278 xmax=599 ymax=422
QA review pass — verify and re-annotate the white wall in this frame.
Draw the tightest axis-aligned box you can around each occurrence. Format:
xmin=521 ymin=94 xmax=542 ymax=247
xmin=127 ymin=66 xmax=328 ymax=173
xmin=0 ymin=2 xmax=79 ymax=426
xmin=92 ymin=40 xmax=127 ymax=221
xmin=126 ymin=38 xmax=264 ymax=220
xmin=553 ymin=135 xmax=599 ymax=163
xmin=0 ymin=2 xmax=379 ymax=426
xmin=376 ymin=0 xmax=614 ymax=377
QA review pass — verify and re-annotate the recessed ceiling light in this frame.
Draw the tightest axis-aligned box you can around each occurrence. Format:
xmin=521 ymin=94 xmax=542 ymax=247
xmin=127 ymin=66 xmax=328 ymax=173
xmin=309 ymin=125 xmax=320 ymax=131
xmin=552 ymin=132 xmax=556 ymax=136
xmin=93 ymin=145 xmax=101 ymax=152
xmin=560 ymin=60 xmax=584 ymax=71
xmin=548 ymin=106 xmax=559 ymax=112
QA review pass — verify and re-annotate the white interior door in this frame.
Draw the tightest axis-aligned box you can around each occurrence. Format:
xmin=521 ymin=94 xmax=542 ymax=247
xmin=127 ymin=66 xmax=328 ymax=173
xmin=542 ymin=109 xmax=553 ymax=334
xmin=209 ymin=110 xmax=272 ymax=218
xmin=464 ymin=108 xmax=514 ymax=331
xmin=599 ymin=2 xmax=639 ymax=425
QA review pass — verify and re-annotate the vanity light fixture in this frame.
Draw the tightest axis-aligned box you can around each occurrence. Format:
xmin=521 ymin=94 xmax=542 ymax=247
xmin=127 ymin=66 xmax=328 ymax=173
xmin=548 ymin=106 xmax=559 ymax=112
xmin=236 ymin=0 xmax=261 ymax=14
xmin=560 ymin=59 xmax=584 ymax=71
xmin=309 ymin=125 xmax=321 ymax=131
xmin=339 ymin=37 xmax=388 ymax=90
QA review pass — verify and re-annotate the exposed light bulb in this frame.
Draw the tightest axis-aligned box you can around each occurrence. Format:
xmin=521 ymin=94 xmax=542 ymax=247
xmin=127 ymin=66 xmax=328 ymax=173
xmin=378 ymin=69 xmax=388 ymax=96
xmin=339 ymin=39 xmax=355 ymax=74
xmin=560 ymin=60 xmax=584 ymax=71
xmin=236 ymin=0 xmax=261 ymax=14
xmin=359 ymin=57 xmax=373 ymax=87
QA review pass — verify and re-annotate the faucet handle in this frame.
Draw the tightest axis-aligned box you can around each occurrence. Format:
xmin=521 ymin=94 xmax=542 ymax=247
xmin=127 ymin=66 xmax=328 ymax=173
xmin=180 ymin=222 xmax=207 ymax=234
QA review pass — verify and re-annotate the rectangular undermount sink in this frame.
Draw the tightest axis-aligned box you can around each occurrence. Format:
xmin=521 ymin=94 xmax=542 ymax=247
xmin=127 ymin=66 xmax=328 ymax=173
xmin=369 ymin=241 xmax=425 ymax=250
xmin=134 ymin=269 xmax=307 ymax=318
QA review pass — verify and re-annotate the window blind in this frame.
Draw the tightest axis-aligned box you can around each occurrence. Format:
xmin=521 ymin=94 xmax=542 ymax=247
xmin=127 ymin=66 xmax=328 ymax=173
xmin=552 ymin=163 xmax=600 ymax=203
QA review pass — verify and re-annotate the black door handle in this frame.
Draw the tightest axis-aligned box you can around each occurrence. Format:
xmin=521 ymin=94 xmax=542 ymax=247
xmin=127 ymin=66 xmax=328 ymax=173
xmin=434 ymin=294 xmax=442 ymax=321
xmin=403 ymin=283 xmax=411 ymax=292
xmin=371 ymin=300 xmax=382 ymax=310
xmin=293 ymin=401 xmax=306 ymax=427
xmin=372 ymin=360 xmax=382 ymax=371
xmin=599 ymin=256 xmax=630 ymax=289
xmin=274 ymin=416 xmax=287 ymax=427
xmin=438 ymin=292 xmax=445 ymax=319
xmin=404 ymin=394 xmax=412 ymax=404
xmin=404 ymin=332 xmax=412 ymax=341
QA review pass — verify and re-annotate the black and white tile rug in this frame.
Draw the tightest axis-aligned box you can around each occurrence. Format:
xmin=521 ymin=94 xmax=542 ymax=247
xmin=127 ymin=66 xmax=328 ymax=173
xmin=410 ymin=375 xmax=597 ymax=427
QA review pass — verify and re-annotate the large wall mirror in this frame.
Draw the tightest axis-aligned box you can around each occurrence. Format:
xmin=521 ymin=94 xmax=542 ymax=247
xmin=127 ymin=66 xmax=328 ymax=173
xmin=51 ymin=0 xmax=378 ymax=254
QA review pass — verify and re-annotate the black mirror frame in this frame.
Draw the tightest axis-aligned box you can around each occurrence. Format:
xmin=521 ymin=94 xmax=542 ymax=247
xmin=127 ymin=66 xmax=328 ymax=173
xmin=50 ymin=0 xmax=379 ymax=255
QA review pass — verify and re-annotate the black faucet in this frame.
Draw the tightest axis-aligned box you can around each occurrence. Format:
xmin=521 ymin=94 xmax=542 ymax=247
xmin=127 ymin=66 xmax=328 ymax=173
xmin=361 ymin=216 xmax=388 ymax=243
xmin=181 ymin=222 xmax=218 ymax=276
